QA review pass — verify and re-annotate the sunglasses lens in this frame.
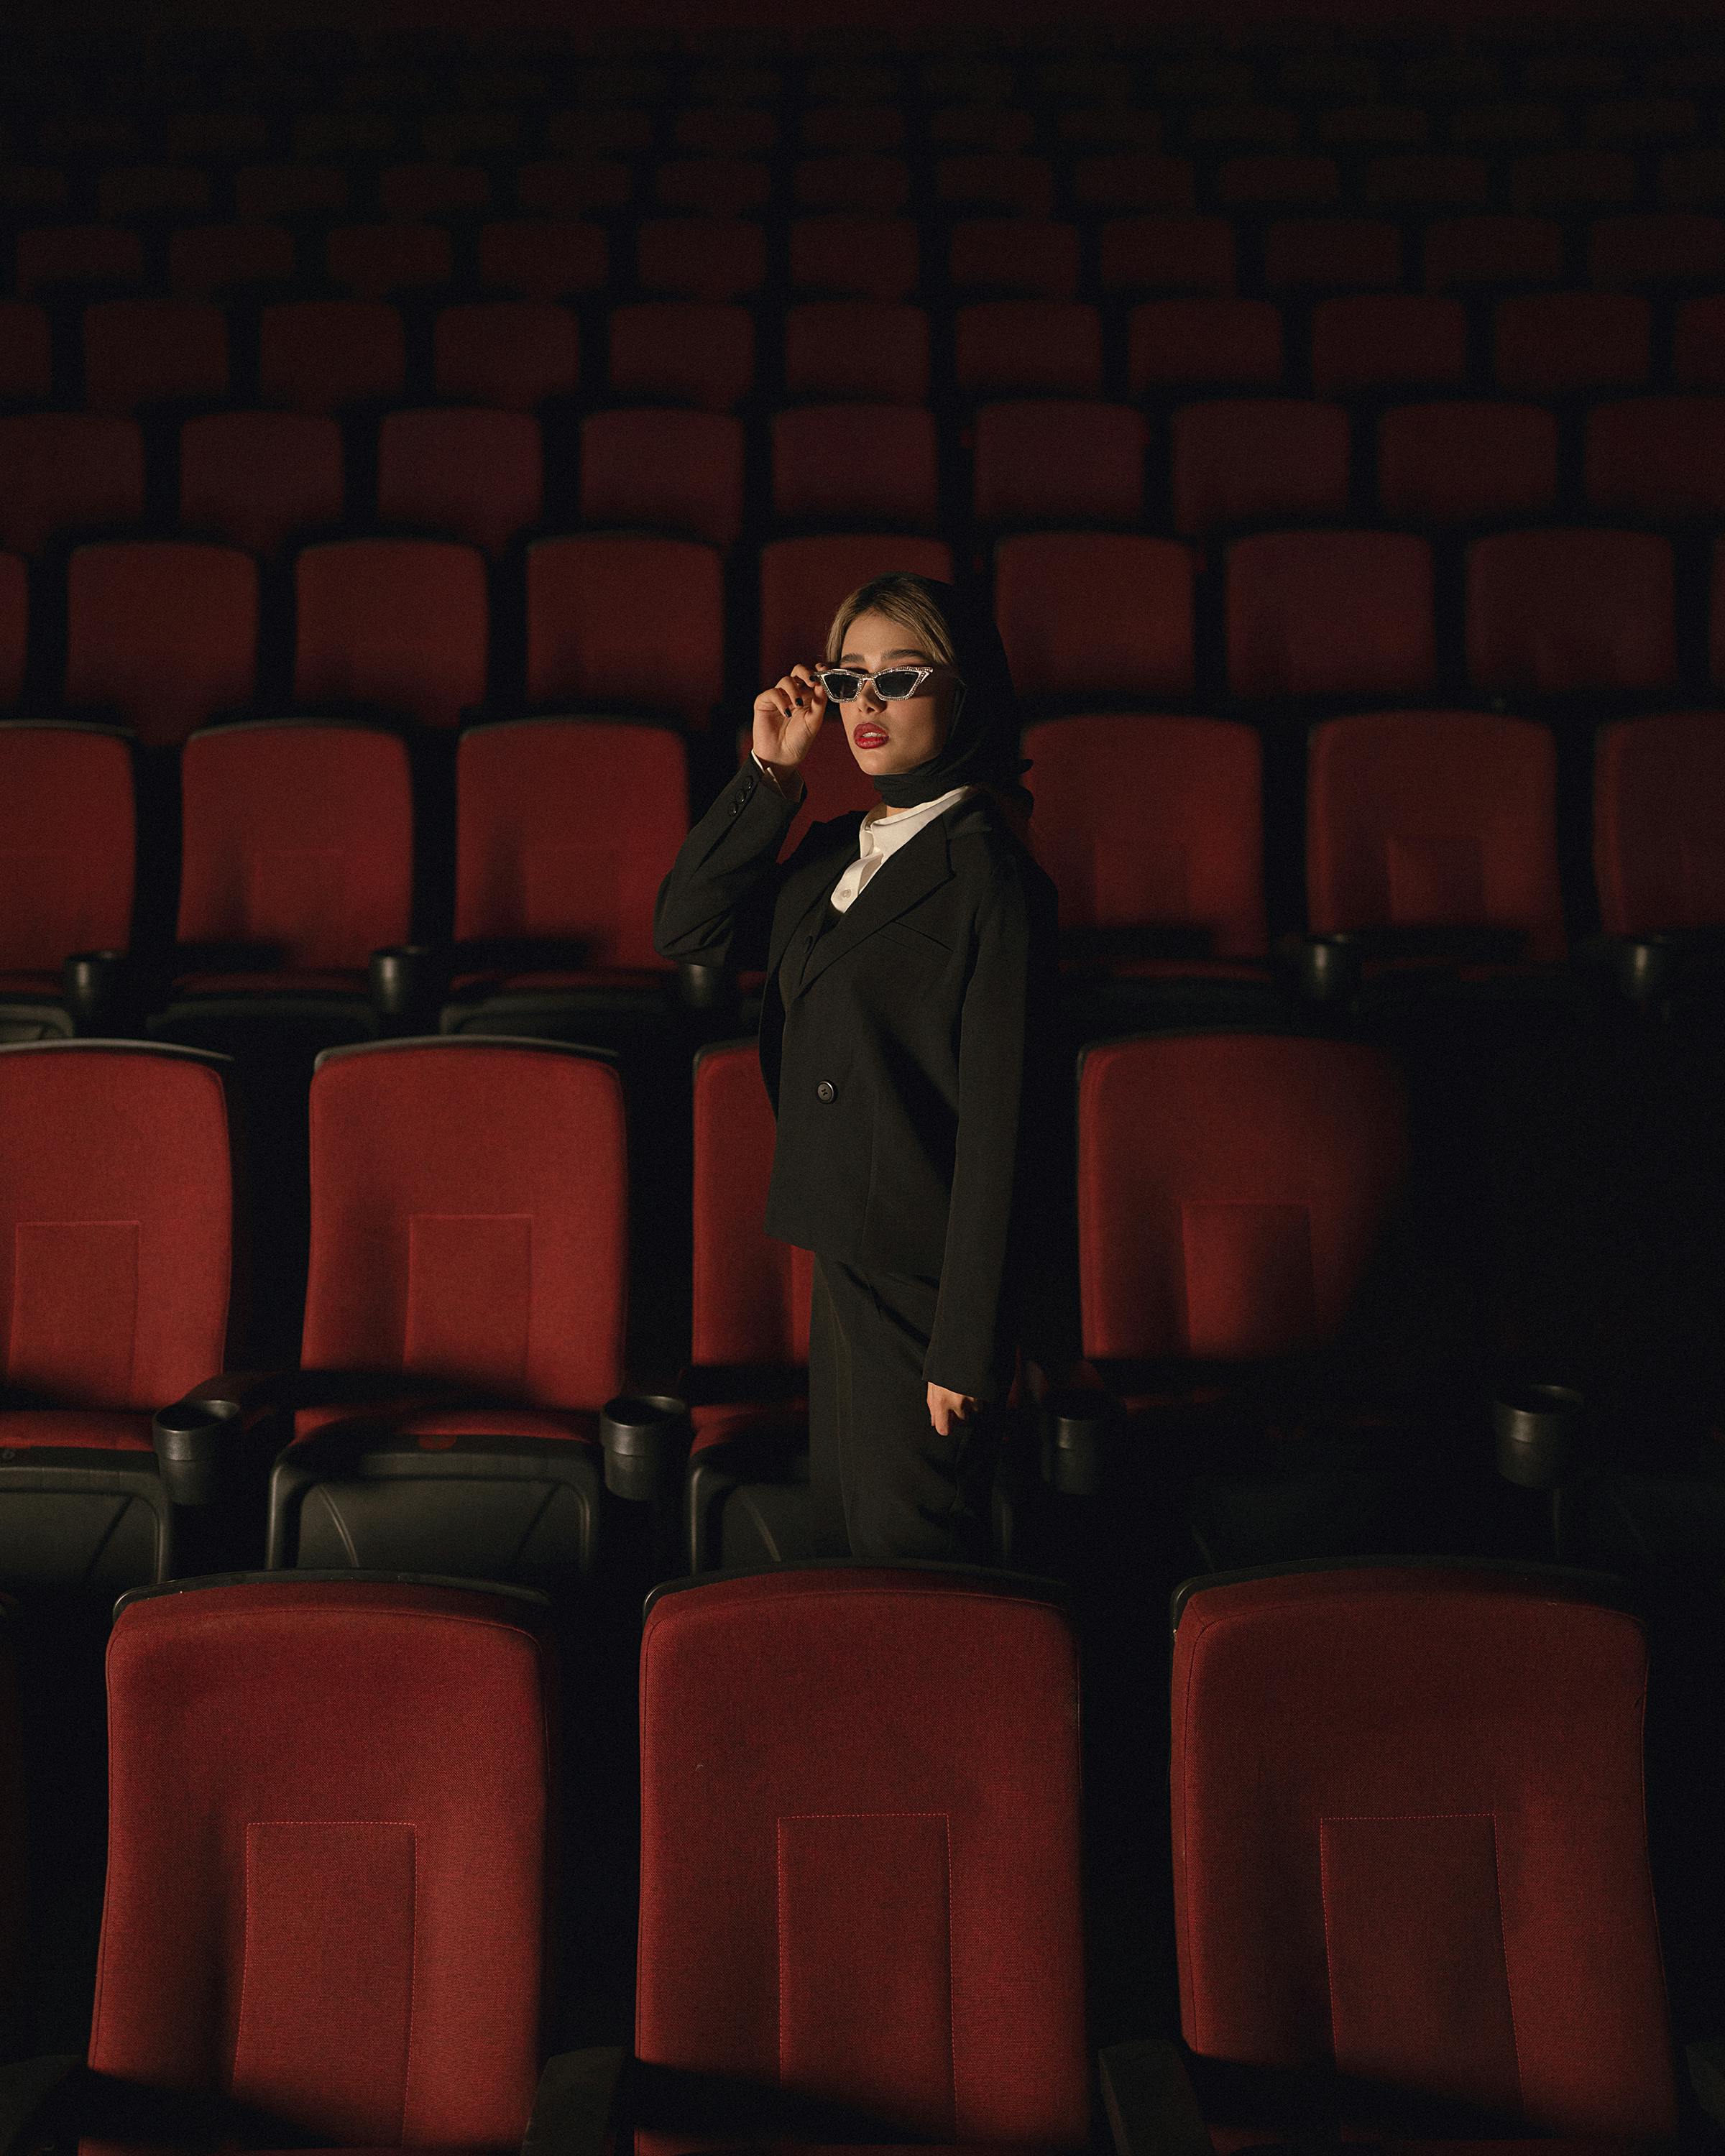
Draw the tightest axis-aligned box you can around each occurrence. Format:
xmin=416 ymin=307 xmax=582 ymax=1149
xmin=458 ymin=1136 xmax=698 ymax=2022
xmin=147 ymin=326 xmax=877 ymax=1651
xmin=874 ymin=670 xmax=924 ymax=699
xmin=819 ymin=671 xmax=862 ymax=699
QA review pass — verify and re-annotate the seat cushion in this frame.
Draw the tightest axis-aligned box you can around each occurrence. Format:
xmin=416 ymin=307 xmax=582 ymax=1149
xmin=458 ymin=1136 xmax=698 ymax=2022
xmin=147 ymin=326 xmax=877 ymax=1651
xmin=293 ymin=1400 xmax=602 ymax=1448
xmin=690 ymin=1397 xmax=809 ymax=1456
xmin=172 ymin=969 xmax=370 ymax=997
xmin=0 ymin=1409 xmax=155 ymax=1450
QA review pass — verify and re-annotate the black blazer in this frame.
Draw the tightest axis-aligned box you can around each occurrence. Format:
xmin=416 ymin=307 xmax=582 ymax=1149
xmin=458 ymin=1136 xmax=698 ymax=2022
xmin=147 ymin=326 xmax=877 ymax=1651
xmin=653 ymin=757 xmax=1071 ymax=1404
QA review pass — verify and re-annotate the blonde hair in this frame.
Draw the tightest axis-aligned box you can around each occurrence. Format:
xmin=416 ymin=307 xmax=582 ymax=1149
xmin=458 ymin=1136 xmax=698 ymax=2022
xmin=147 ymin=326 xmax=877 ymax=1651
xmin=825 ymin=574 xmax=958 ymax=668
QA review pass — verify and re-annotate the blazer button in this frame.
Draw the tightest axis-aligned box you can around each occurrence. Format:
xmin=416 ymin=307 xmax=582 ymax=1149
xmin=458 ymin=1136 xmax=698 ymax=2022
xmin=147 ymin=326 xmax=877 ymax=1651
xmin=816 ymin=1080 xmax=835 ymax=1102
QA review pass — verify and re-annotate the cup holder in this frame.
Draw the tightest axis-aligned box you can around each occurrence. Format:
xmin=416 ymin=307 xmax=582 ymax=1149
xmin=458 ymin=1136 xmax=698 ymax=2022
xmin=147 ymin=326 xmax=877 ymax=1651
xmin=62 ymin=949 xmax=126 ymax=1030
xmin=369 ymin=945 xmax=441 ymax=1022
xmin=1040 ymin=1389 xmax=1119 ymax=1498
xmin=1299 ymin=934 xmax=1363 ymax=1007
xmin=1494 ymin=1381 xmax=1586 ymax=1490
xmin=1615 ymin=934 xmax=1674 ymax=1006
xmin=599 ymin=1393 xmax=691 ymax=1503
xmin=152 ymin=1396 xmax=242 ymax=1507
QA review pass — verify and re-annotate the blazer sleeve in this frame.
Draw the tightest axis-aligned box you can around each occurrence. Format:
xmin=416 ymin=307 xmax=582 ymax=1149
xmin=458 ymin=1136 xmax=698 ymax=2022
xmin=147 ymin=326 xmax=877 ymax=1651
xmin=922 ymin=857 xmax=1069 ymax=1406
xmin=652 ymin=757 xmax=809 ymax=976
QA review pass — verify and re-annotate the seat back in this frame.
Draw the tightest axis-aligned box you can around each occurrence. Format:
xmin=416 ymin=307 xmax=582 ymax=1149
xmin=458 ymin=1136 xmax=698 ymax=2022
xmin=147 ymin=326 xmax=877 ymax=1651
xmin=65 ymin=542 xmax=259 ymax=751
xmin=758 ymin=534 xmax=954 ymax=686
xmin=294 ymin=538 xmax=488 ymax=731
xmin=0 ymin=1043 xmax=231 ymax=1409
xmin=1171 ymin=1566 xmax=1678 ymax=2139
xmin=1594 ymin=709 xmax=1725 ymax=934
xmin=638 ymin=1568 xmax=1088 ymax=2150
xmin=93 ymin=1577 xmax=554 ymax=2149
xmin=691 ymin=1040 xmax=813 ymax=1368
xmin=1466 ymin=528 xmax=1676 ymax=696
xmin=302 ymin=1041 xmax=627 ymax=1409
xmin=1228 ymin=532 xmax=1435 ymax=699
xmin=525 ymin=535 xmax=724 ymax=728
xmin=995 ymin=533 xmax=1195 ymax=701
xmin=0 ymin=414 xmax=144 ymax=556
xmin=0 ymin=722 xmax=134 ymax=970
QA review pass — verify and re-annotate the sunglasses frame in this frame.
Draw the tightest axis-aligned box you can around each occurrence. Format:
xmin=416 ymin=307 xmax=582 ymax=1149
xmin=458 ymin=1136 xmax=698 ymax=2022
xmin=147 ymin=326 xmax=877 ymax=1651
xmin=814 ymin=664 xmax=938 ymax=704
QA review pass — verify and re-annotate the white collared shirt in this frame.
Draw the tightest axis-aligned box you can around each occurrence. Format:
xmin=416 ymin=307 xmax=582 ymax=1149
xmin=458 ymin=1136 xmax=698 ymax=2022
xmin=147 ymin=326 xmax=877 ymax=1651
xmin=751 ymin=751 xmax=975 ymax=914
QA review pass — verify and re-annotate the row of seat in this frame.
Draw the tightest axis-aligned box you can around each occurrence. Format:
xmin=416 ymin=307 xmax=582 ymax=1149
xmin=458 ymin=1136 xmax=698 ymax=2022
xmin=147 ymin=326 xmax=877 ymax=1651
xmin=0 ymin=1560 xmax=1689 ymax=2156
xmin=0 ymin=709 xmax=1716 ymax=1026
xmin=1 ymin=527 xmax=1722 ymax=745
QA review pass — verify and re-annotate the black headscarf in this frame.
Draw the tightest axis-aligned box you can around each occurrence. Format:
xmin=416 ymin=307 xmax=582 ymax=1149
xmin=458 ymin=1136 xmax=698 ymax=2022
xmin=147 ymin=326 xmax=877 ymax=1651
xmin=856 ymin=577 xmax=1036 ymax=817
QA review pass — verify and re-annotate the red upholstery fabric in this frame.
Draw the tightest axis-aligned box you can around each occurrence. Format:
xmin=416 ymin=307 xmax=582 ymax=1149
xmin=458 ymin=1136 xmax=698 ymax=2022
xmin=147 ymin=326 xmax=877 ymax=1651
xmin=301 ymin=1042 xmax=627 ymax=1410
xmin=1364 ymin=154 xmax=1490 ymax=208
xmin=948 ymin=219 xmax=1080 ymax=299
xmin=82 ymin=301 xmax=229 ymax=417
xmin=526 ymin=536 xmax=722 ymax=729
xmin=1307 ymin=713 xmax=1565 ymax=962
xmin=1494 ymin=294 xmax=1652 ymax=393
xmin=1077 ymin=1034 xmax=1407 ymax=1361
xmin=691 ymin=1041 xmax=811 ymax=1368
xmin=656 ymin=160 xmax=770 ymax=219
xmin=175 ymin=723 xmax=413 ymax=973
xmin=579 ymin=411 xmax=744 ymax=548
xmin=0 ymin=415 xmax=144 ymax=557
xmin=953 ymin=303 xmax=1103 ymax=397
xmin=178 ymin=413 xmax=344 ymax=560
xmin=1171 ymin=1569 xmax=1678 ymax=2140
xmin=1512 ymin=149 xmax=1637 ymax=211
xmin=380 ymin=162 xmax=491 ymax=219
xmin=1227 ymin=534 xmax=1435 ymax=700
xmin=1376 ymin=403 xmax=1558 ymax=525
xmin=1466 ymin=531 xmax=1676 ymax=696
xmin=936 ymin=155 xmax=1055 ymax=216
xmin=258 ymin=303 xmax=407 ymax=417
xmin=732 ymin=714 xmax=876 ymax=859
xmin=477 ymin=224 xmax=607 ymax=303
xmin=292 ymin=1401 xmax=601 ymax=1448
xmin=295 ymin=540 xmax=487 ymax=732
xmin=1102 ymin=219 xmax=1238 ymax=295
xmin=772 ymin=405 xmax=939 ymax=529
xmin=1589 ymin=212 xmax=1725 ymax=286
xmin=607 ymin=303 xmax=755 ymax=411
xmin=1128 ymin=300 xmax=1283 ymax=391
xmin=0 ymin=561 xmax=23 ymax=713
xmin=433 ymin=304 xmax=580 ymax=412
xmin=1171 ymin=400 xmax=1349 ymax=535
xmin=783 ymin=304 xmax=929 ymax=403
xmin=788 ymin=217 xmax=920 ymax=301
xmin=1072 ymin=155 xmax=1197 ymax=211
xmin=516 ymin=160 xmax=632 ymax=216
xmin=93 ymin=1580 xmax=553 ymax=2150
xmin=1220 ymin=155 xmax=1340 ymax=206
xmin=454 ymin=719 xmax=686 ymax=972
xmin=1309 ymin=297 xmax=1468 ymax=395
xmin=236 ymin=164 xmax=349 ymax=220
xmin=326 ymin=222 xmax=454 ymax=300
xmin=66 ymin=544 xmax=258 ymax=751
xmin=0 ymin=723 xmax=133 ymax=971
xmin=95 ymin=165 xmax=210 ymax=221
xmin=1024 ymin=715 xmax=1266 ymax=959
xmin=995 ymin=534 xmax=1195 ymax=700
xmin=1264 ymin=218 xmax=1402 ymax=288
xmin=1584 ymin=397 xmax=1725 ymax=520
xmin=0 ymin=304 xmax=50 ymax=403
xmin=689 ymin=1396 xmax=809 ymax=1457
xmin=1593 ymin=711 xmax=1725 ymax=935
xmin=0 ymin=1045 xmax=231 ymax=1409
xmin=972 ymin=402 xmax=1146 ymax=527
xmin=1674 ymin=297 xmax=1725 ymax=388
xmin=638 ymin=1570 xmax=1088 ymax=2152
xmin=16 ymin=226 xmax=143 ymax=295
xmin=377 ymin=410 xmax=543 ymax=558
xmin=793 ymin=156 xmax=911 ymax=215
xmin=1423 ymin=216 xmax=1564 ymax=290
xmin=758 ymin=536 xmax=954 ymax=686
xmin=636 ymin=219 xmax=767 ymax=300
xmin=167 ymin=222 xmax=296 ymax=300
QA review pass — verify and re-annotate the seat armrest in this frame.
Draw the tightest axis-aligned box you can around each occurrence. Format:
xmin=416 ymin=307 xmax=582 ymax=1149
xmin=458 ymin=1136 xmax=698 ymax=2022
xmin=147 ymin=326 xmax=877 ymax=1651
xmin=1039 ymin=1382 xmax=1123 ymax=1497
xmin=600 ymin=1393 xmax=691 ymax=1503
xmin=523 ymin=2045 xmax=628 ymax=2156
xmin=1100 ymin=2038 xmax=1215 ymax=2156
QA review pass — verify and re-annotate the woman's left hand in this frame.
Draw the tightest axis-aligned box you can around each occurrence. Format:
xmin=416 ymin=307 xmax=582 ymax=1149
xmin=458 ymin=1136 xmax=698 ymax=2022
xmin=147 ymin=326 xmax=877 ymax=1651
xmin=927 ymin=1383 xmax=983 ymax=1437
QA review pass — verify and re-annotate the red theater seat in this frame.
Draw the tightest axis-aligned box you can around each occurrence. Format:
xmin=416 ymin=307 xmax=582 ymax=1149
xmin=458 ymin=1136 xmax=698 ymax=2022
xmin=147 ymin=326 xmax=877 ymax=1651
xmin=1167 ymin=1567 xmax=1678 ymax=2144
xmin=516 ymin=159 xmax=632 ymax=216
xmin=258 ymin=302 xmax=407 ymax=416
xmin=379 ymin=161 xmax=491 ymax=221
xmin=527 ymin=535 xmax=724 ymax=729
xmin=0 ymin=722 xmax=134 ymax=1033
xmin=1170 ymin=399 xmax=1350 ymax=535
xmin=1588 ymin=211 xmax=1725 ymax=287
xmin=607 ymin=302 xmax=755 ymax=410
xmin=1364 ymin=152 xmax=1490 ymax=208
xmin=478 ymin=220 xmax=608 ymax=301
xmin=0 ymin=304 xmax=50 ymax=404
xmin=1128 ymin=299 xmax=1283 ymax=390
xmin=1376 ymin=401 xmax=1558 ymax=525
xmin=1584 ymin=396 xmax=1725 ymax=520
xmin=295 ymin=540 xmax=489 ymax=732
xmin=82 ymin=299 xmax=229 ymax=415
xmin=995 ymin=533 xmax=1196 ymax=704
xmin=94 ymin=164 xmax=211 ymax=223
xmin=1595 ymin=710 xmax=1725 ymax=935
xmin=635 ymin=1567 xmax=1087 ymax=2152
xmin=580 ymin=409 xmax=745 ymax=548
xmin=326 ymin=221 xmax=454 ymax=300
xmin=952 ymin=301 xmax=1103 ymax=396
xmin=792 ymin=157 xmax=911 ymax=216
xmin=1219 ymin=154 xmax=1341 ymax=206
xmin=92 ymin=1577 xmax=556 ymax=2147
xmin=1494 ymin=293 xmax=1652 ymax=395
xmin=1228 ymin=533 xmax=1436 ymax=701
xmin=1264 ymin=218 xmax=1402 ymax=289
xmin=167 ymin=222 xmax=295 ymax=300
xmin=770 ymin=404 xmax=939 ymax=529
xmin=1422 ymin=215 xmax=1564 ymax=290
xmin=0 ymin=1042 xmax=233 ymax=1589
xmin=1467 ymin=530 xmax=1677 ymax=697
xmin=783 ymin=302 xmax=929 ymax=402
xmin=654 ymin=158 xmax=770 ymax=219
xmin=1512 ymin=149 xmax=1638 ymax=212
xmin=1072 ymin=155 xmax=1198 ymax=213
xmin=441 ymin=717 xmax=686 ymax=1026
xmin=234 ymin=162 xmax=349 ymax=221
xmin=168 ymin=720 xmax=413 ymax=1015
xmin=178 ymin=413 xmax=342 ymax=560
xmin=0 ymin=561 xmax=23 ymax=712
xmin=16 ymin=226 xmax=144 ymax=296
xmin=377 ymin=408 xmax=543 ymax=558
xmin=1101 ymin=216 xmax=1237 ymax=295
xmin=1308 ymin=295 xmax=1468 ymax=397
xmin=936 ymin=152 xmax=1056 ymax=216
xmin=1675 ymin=296 xmax=1725 ymax=387
xmin=264 ymin=1040 xmax=627 ymax=1585
xmin=788 ymin=215 xmax=920 ymax=300
xmin=0 ymin=414 xmax=144 ymax=556
xmin=758 ymin=535 xmax=954 ymax=686
xmin=972 ymin=402 xmax=1148 ymax=526
xmin=949 ymin=218 xmax=1081 ymax=298
xmin=636 ymin=218 xmax=767 ymax=300
xmin=433 ymin=303 xmax=581 ymax=411
xmin=66 ymin=543 xmax=258 ymax=750
xmin=1307 ymin=711 xmax=1565 ymax=963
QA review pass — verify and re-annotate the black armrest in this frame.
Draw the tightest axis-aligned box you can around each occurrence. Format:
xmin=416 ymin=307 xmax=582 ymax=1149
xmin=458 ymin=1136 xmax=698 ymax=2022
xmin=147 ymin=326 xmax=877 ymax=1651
xmin=522 ymin=2046 xmax=628 ymax=2156
xmin=1062 ymin=923 xmax=1215 ymax=969
xmin=1100 ymin=2039 xmax=1215 ymax=2156
xmin=1039 ymin=1384 xmax=1122 ymax=1498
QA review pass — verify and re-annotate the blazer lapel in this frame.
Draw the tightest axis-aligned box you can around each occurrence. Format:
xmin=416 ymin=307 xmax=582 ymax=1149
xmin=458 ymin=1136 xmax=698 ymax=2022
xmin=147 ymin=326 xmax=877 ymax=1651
xmin=766 ymin=829 xmax=860 ymax=985
xmin=790 ymin=811 xmax=954 ymax=1001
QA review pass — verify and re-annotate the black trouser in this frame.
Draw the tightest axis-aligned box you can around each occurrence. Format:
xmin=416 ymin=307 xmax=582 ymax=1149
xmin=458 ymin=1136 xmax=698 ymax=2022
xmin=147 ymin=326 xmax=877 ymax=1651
xmin=807 ymin=1250 xmax=1000 ymax=1563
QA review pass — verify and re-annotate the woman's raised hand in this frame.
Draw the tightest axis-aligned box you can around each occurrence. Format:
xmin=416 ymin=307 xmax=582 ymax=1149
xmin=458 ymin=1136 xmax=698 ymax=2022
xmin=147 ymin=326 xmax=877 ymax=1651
xmin=752 ymin=663 xmax=827 ymax=776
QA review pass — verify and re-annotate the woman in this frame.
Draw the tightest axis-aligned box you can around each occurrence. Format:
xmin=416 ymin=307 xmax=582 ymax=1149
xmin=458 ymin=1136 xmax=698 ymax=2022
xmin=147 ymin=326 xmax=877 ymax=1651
xmin=653 ymin=573 xmax=1069 ymax=1562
